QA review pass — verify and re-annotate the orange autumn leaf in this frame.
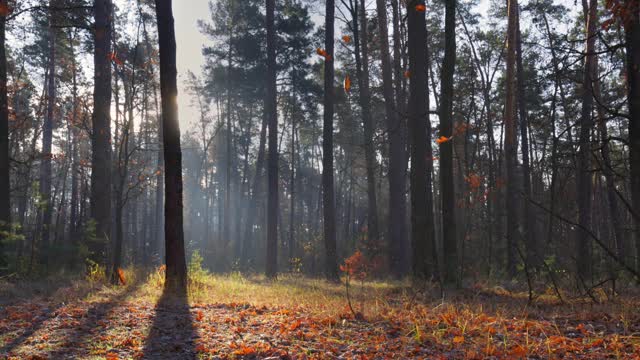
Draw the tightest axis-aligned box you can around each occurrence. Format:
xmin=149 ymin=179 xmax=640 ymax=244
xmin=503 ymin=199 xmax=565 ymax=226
xmin=415 ymin=4 xmax=426 ymax=12
xmin=509 ymin=345 xmax=527 ymax=357
xmin=0 ymin=3 xmax=11 ymax=17
xmin=106 ymin=352 xmax=119 ymax=360
xmin=436 ymin=136 xmax=451 ymax=144
xmin=342 ymin=35 xmax=352 ymax=43
xmin=404 ymin=70 xmax=411 ymax=78
xmin=453 ymin=335 xmax=465 ymax=344
xmin=195 ymin=310 xmax=204 ymax=321
xmin=344 ymin=75 xmax=352 ymax=93
xmin=117 ymin=268 xmax=126 ymax=285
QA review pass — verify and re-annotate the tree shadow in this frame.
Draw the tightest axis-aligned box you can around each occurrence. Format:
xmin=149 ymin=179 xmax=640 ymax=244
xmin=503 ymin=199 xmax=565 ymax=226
xmin=141 ymin=287 xmax=197 ymax=359
xmin=0 ymin=281 xmax=141 ymax=357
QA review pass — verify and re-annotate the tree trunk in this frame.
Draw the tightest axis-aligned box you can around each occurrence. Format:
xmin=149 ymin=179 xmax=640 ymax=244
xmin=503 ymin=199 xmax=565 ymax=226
xmin=323 ymin=0 xmax=338 ymax=281
xmin=408 ymin=1 xmax=437 ymax=279
xmin=91 ymin=0 xmax=113 ymax=265
xmin=624 ymin=0 xmax=640 ymax=274
xmin=575 ymin=0 xmax=597 ymax=282
xmin=0 ymin=2 xmax=9 ymax=269
xmin=440 ymin=0 xmax=457 ymax=285
xmin=352 ymin=0 xmax=380 ymax=255
xmin=376 ymin=0 xmax=407 ymax=277
xmin=155 ymin=0 xmax=187 ymax=293
xmin=504 ymin=0 xmax=519 ymax=278
xmin=515 ymin=5 xmax=536 ymax=268
xmin=265 ymin=0 xmax=278 ymax=278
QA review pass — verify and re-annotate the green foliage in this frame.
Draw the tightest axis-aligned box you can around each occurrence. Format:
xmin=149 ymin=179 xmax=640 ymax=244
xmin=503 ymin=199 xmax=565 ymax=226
xmin=85 ymin=258 xmax=107 ymax=284
xmin=188 ymin=250 xmax=209 ymax=296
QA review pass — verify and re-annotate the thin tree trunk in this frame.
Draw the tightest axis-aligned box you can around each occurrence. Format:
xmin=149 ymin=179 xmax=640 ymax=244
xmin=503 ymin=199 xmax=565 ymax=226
xmin=376 ymin=0 xmax=407 ymax=277
xmin=440 ymin=0 xmax=457 ymax=284
xmin=0 ymin=0 xmax=11 ymax=269
xmin=265 ymin=0 xmax=278 ymax=278
xmin=323 ymin=0 xmax=338 ymax=281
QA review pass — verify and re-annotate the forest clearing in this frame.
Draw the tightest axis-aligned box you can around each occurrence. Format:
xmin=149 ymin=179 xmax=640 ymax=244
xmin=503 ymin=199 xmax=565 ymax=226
xmin=1 ymin=0 xmax=640 ymax=357
xmin=2 ymin=267 xmax=640 ymax=359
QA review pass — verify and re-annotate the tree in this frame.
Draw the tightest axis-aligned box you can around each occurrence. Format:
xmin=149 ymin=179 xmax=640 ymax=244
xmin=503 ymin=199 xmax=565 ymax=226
xmin=504 ymin=0 xmax=518 ymax=278
xmin=0 ymin=0 xmax=9 ymax=270
xmin=624 ymin=0 xmax=640 ymax=274
xmin=323 ymin=0 xmax=338 ymax=281
xmin=350 ymin=0 xmax=379 ymax=255
xmin=155 ymin=0 xmax=187 ymax=293
xmin=375 ymin=0 xmax=407 ymax=277
xmin=90 ymin=0 xmax=113 ymax=265
xmin=408 ymin=0 xmax=437 ymax=279
xmin=265 ymin=0 xmax=278 ymax=278
xmin=440 ymin=0 xmax=457 ymax=284
xmin=575 ymin=0 xmax=598 ymax=282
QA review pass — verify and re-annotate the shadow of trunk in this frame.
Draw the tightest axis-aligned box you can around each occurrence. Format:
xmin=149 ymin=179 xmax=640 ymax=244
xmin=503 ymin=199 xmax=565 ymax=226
xmin=141 ymin=287 xmax=197 ymax=359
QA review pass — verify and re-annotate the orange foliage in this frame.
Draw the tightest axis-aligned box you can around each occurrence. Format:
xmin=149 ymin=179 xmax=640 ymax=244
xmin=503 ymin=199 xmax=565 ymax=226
xmin=342 ymin=35 xmax=352 ymax=43
xmin=0 ymin=3 xmax=12 ymax=17
xmin=415 ymin=4 xmax=427 ymax=12
xmin=117 ymin=268 xmax=126 ymax=285
xmin=436 ymin=136 xmax=451 ymax=144
xmin=344 ymin=75 xmax=352 ymax=93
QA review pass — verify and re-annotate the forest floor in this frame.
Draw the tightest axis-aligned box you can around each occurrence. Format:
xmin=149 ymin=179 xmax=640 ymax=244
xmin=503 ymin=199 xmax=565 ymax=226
xmin=1 ymin=269 xmax=639 ymax=359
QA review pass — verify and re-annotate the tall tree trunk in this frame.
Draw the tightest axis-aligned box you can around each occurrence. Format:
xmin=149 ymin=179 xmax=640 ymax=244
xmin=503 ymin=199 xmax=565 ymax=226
xmin=408 ymin=1 xmax=437 ymax=278
xmin=265 ymin=0 xmax=278 ymax=278
xmin=0 ymin=1 xmax=9 ymax=269
xmin=155 ymin=0 xmax=187 ymax=293
xmin=39 ymin=6 xmax=56 ymax=268
xmin=575 ymin=0 xmax=597 ymax=282
xmin=515 ymin=5 xmax=536 ymax=268
xmin=351 ymin=0 xmax=380 ymax=254
xmin=504 ymin=0 xmax=519 ymax=277
xmin=440 ymin=0 xmax=457 ymax=284
xmin=376 ymin=0 xmax=407 ymax=277
xmin=91 ymin=0 xmax=113 ymax=265
xmin=323 ymin=0 xmax=338 ymax=281
xmin=243 ymin=112 xmax=267 ymax=267
xmin=624 ymin=0 xmax=640 ymax=274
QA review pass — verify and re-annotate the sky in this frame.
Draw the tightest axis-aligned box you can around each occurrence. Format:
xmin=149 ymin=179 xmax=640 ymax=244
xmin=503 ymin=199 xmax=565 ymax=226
xmin=173 ymin=0 xmax=211 ymax=130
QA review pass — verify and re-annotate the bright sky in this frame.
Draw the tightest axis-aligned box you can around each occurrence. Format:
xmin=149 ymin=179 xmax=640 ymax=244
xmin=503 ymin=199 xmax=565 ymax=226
xmin=173 ymin=0 xmax=211 ymax=130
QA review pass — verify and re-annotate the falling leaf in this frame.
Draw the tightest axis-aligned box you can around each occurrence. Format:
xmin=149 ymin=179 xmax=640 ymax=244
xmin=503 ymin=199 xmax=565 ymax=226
xmin=453 ymin=335 xmax=465 ymax=344
xmin=404 ymin=70 xmax=411 ymax=78
xmin=0 ymin=3 xmax=11 ymax=17
xmin=436 ymin=136 xmax=451 ymax=144
xmin=344 ymin=75 xmax=352 ymax=93
xmin=415 ymin=4 xmax=426 ymax=12
xmin=342 ymin=35 xmax=352 ymax=43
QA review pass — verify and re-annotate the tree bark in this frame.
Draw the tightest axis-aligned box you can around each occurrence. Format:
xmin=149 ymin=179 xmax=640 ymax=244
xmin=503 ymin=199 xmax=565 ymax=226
xmin=155 ymin=0 xmax=187 ymax=293
xmin=504 ymin=0 xmax=519 ymax=277
xmin=376 ymin=0 xmax=407 ymax=277
xmin=440 ymin=0 xmax=457 ymax=284
xmin=0 ymin=0 xmax=9 ymax=269
xmin=575 ymin=0 xmax=597 ymax=281
xmin=351 ymin=0 xmax=380 ymax=255
xmin=408 ymin=1 xmax=437 ymax=279
xmin=265 ymin=0 xmax=278 ymax=279
xmin=91 ymin=0 xmax=113 ymax=265
xmin=323 ymin=0 xmax=338 ymax=281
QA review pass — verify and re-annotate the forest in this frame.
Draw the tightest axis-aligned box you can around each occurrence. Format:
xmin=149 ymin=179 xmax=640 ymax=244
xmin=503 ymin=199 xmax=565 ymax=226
xmin=1 ymin=0 xmax=640 ymax=358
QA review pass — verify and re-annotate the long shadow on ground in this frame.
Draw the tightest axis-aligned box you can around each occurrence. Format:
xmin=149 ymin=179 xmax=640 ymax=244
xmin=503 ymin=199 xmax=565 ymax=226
xmin=0 ymin=280 xmax=102 ymax=356
xmin=141 ymin=286 xmax=197 ymax=359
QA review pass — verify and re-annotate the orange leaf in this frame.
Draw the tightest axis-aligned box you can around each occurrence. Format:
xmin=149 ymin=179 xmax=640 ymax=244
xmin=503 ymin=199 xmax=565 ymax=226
xmin=344 ymin=75 xmax=352 ymax=93
xmin=117 ymin=268 xmax=126 ymax=285
xmin=106 ymin=352 xmax=119 ymax=360
xmin=0 ymin=3 xmax=11 ymax=17
xmin=509 ymin=345 xmax=527 ymax=357
xmin=415 ymin=4 xmax=426 ymax=12
xmin=453 ymin=335 xmax=465 ymax=344
xmin=342 ymin=35 xmax=352 ymax=43
xmin=436 ymin=136 xmax=451 ymax=144
xmin=404 ymin=70 xmax=411 ymax=78
xmin=195 ymin=310 xmax=204 ymax=322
